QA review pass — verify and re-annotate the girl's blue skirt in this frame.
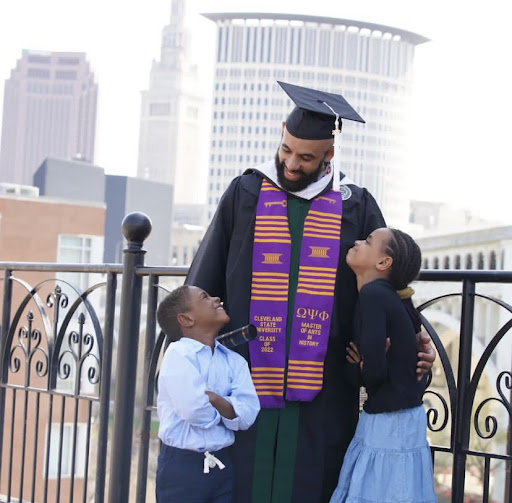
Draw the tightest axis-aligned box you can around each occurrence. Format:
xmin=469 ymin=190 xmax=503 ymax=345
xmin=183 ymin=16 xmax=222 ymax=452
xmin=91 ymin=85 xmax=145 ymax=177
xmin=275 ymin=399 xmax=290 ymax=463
xmin=330 ymin=405 xmax=437 ymax=503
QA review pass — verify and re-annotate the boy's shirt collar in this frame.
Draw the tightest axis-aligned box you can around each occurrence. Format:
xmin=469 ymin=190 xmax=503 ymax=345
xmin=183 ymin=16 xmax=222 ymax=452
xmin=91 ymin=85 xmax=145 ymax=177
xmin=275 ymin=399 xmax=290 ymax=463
xmin=179 ymin=336 xmax=226 ymax=353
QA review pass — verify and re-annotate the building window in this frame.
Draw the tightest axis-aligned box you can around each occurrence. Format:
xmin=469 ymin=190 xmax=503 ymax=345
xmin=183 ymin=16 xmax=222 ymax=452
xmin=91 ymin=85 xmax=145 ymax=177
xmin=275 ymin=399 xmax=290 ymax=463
xmin=454 ymin=255 xmax=461 ymax=270
xmin=46 ymin=423 xmax=87 ymax=478
xmin=150 ymin=103 xmax=170 ymax=116
xmin=465 ymin=254 xmax=473 ymax=270
xmin=58 ymin=57 xmax=80 ymax=65
xmin=55 ymin=70 xmax=77 ymax=80
xmin=477 ymin=252 xmax=484 ymax=269
xmin=28 ymin=54 xmax=51 ymax=64
xmin=57 ymin=235 xmax=103 ymax=290
xmin=489 ymin=251 xmax=497 ymax=270
xmin=433 ymin=257 xmax=439 ymax=270
xmin=423 ymin=258 xmax=429 ymax=269
xmin=443 ymin=256 xmax=450 ymax=269
xmin=27 ymin=68 xmax=50 ymax=78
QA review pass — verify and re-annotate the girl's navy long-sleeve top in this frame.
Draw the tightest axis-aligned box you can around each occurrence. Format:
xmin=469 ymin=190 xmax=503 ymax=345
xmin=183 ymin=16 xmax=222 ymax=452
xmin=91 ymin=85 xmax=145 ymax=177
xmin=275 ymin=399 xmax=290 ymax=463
xmin=354 ymin=279 xmax=425 ymax=414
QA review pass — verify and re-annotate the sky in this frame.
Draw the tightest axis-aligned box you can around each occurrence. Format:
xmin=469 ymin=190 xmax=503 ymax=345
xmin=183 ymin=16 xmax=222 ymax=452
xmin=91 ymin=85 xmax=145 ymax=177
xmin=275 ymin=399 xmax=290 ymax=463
xmin=0 ymin=0 xmax=511 ymax=223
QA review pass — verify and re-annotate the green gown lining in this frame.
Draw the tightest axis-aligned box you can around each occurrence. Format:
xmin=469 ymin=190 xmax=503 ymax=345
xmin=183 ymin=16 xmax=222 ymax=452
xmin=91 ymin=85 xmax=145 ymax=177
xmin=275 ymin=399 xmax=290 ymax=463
xmin=252 ymin=196 xmax=312 ymax=503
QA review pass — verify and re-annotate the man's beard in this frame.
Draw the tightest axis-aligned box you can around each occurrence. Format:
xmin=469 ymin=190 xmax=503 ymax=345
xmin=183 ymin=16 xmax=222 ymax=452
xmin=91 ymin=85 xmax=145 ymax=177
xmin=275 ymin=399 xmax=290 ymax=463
xmin=274 ymin=152 xmax=326 ymax=192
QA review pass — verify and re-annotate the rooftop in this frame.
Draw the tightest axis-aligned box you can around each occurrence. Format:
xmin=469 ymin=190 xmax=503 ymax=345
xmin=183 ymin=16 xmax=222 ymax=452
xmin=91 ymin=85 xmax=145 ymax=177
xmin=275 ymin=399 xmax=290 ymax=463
xmin=202 ymin=12 xmax=429 ymax=45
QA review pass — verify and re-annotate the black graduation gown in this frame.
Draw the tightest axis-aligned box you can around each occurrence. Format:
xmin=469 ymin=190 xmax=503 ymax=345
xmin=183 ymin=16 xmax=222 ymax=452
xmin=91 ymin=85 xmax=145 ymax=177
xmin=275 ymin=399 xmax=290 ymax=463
xmin=186 ymin=169 xmax=385 ymax=503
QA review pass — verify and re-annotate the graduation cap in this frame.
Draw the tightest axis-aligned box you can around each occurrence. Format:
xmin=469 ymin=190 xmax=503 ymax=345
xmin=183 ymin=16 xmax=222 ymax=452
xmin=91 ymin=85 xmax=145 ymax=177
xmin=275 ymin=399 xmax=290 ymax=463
xmin=278 ymin=81 xmax=365 ymax=140
xmin=277 ymin=81 xmax=365 ymax=191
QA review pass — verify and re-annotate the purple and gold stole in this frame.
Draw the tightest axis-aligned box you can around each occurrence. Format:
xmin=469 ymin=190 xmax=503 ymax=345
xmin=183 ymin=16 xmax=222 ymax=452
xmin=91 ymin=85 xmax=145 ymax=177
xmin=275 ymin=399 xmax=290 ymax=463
xmin=249 ymin=179 xmax=342 ymax=408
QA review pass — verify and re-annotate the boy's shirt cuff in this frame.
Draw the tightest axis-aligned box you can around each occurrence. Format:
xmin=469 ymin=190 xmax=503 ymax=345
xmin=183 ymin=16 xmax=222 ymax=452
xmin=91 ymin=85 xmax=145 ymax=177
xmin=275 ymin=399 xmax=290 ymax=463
xmin=219 ymin=396 xmax=240 ymax=430
xmin=220 ymin=414 xmax=240 ymax=430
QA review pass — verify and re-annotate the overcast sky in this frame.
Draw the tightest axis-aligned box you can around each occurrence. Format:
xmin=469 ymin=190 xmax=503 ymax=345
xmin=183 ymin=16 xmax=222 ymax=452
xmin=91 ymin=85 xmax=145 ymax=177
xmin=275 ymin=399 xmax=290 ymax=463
xmin=0 ymin=0 xmax=510 ymax=223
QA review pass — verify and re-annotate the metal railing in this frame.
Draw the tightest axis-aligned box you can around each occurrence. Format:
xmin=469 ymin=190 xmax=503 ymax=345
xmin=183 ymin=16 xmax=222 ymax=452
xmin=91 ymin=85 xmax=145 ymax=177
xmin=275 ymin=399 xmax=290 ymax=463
xmin=0 ymin=213 xmax=510 ymax=503
xmin=418 ymin=271 xmax=512 ymax=503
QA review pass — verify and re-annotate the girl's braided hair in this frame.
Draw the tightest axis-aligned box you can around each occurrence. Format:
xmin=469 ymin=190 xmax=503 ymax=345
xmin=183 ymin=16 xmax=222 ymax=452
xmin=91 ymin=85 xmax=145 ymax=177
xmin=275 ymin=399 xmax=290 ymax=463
xmin=385 ymin=228 xmax=423 ymax=332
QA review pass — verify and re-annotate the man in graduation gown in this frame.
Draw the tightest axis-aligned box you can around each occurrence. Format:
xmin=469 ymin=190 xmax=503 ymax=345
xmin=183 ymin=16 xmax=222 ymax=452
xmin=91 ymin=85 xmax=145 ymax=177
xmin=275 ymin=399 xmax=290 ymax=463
xmin=186 ymin=82 xmax=435 ymax=503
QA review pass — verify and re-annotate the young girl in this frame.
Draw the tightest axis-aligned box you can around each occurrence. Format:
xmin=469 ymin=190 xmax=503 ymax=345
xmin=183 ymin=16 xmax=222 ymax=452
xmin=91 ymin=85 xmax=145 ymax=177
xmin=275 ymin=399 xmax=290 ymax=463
xmin=330 ymin=228 xmax=436 ymax=503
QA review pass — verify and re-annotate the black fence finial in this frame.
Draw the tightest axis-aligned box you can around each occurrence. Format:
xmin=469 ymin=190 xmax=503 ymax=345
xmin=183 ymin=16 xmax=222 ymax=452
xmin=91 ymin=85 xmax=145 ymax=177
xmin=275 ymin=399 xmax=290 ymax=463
xmin=121 ymin=212 xmax=152 ymax=247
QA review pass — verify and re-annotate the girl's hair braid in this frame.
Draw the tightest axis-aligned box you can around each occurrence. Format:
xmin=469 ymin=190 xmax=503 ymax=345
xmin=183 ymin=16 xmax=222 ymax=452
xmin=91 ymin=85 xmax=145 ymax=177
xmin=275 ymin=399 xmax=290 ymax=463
xmin=385 ymin=229 xmax=423 ymax=332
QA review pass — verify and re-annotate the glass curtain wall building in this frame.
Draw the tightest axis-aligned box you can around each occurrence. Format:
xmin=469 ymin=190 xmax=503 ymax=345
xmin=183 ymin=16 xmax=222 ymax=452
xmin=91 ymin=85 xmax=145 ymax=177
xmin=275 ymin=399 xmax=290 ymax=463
xmin=203 ymin=13 xmax=428 ymax=224
xmin=0 ymin=51 xmax=97 ymax=186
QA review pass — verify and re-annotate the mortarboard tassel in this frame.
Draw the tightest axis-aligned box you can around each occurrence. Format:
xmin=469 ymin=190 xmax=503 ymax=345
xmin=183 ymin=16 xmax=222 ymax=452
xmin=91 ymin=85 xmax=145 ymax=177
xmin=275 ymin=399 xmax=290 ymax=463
xmin=322 ymin=101 xmax=342 ymax=192
xmin=331 ymin=115 xmax=342 ymax=192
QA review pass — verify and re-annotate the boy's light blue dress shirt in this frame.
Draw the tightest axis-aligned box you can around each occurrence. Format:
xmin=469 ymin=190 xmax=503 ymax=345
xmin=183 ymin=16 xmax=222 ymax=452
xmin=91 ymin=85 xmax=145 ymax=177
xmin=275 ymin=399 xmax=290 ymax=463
xmin=157 ymin=337 xmax=260 ymax=453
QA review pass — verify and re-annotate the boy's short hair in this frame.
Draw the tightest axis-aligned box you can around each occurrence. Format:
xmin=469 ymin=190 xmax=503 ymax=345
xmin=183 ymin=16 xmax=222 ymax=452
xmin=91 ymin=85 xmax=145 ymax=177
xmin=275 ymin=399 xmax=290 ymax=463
xmin=156 ymin=285 xmax=191 ymax=341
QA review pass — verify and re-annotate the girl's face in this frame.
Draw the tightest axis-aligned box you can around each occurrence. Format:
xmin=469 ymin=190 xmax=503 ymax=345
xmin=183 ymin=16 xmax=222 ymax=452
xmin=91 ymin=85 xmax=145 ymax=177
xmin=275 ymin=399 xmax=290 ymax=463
xmin=346 ymin=227 xmax=392 ymax=273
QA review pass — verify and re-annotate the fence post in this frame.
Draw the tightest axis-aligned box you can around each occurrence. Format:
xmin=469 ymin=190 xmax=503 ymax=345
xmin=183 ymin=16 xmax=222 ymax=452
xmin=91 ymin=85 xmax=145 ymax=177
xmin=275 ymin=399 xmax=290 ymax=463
xmin=0 ymin=268 xmax=13 ymax=479
xmin=135 ymin=273 xmax=159 ymax=503
xmin=107 ymin=212 xmax=151 ymax=503
xmin=452 ymin=279 xmax=475 ymax=502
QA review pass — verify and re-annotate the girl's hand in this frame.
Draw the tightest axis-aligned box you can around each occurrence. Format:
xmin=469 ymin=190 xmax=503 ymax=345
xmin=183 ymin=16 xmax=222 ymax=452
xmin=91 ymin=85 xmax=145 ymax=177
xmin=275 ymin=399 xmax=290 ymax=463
xmin=347 ymin=339 xmax=391 ymax=371
xmin=416 ymin=333 xmax=437 ymax=381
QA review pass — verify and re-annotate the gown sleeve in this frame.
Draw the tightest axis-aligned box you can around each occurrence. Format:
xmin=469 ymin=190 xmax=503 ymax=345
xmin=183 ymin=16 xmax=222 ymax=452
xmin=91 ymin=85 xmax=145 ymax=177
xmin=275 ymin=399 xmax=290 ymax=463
xmin=185 ymin=178 xmax=240 ymax=298
xmin=361 ymin=188 xmax=386 ymax=238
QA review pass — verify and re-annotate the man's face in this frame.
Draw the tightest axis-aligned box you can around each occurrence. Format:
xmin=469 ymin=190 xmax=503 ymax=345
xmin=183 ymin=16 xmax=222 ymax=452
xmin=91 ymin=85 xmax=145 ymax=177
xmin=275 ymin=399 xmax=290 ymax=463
xmin=275 ymin=126 xmax=334 ymax=192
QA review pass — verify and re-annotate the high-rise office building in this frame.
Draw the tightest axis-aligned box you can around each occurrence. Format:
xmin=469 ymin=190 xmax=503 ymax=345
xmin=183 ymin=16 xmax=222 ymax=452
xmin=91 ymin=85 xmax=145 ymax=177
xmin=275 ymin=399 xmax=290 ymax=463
xmin=0 ymin=50 xmax=97 ymax=186
xmin=137 ymin=0 xmax=204 ymax=209
xmin=203 ymin=13 xmax=428 ymax=225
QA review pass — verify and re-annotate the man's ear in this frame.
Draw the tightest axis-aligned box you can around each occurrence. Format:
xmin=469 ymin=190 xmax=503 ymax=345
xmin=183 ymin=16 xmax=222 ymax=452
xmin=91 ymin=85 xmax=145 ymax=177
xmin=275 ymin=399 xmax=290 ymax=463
xmin=177 ymin=312 xmax=194 ymax=329
xmin=324 ymin=144 xmax=335 ymax=163
xmin=377 ymin=255 xmax=393 ymax=272
xmin=280 ymin=122 xmax=286 ymax=142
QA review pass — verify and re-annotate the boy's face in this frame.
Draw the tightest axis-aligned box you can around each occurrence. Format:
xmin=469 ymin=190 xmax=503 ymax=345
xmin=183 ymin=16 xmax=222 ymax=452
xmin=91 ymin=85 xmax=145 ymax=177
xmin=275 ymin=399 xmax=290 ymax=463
xmin=184 ymin=286 xmax=230 ymax=330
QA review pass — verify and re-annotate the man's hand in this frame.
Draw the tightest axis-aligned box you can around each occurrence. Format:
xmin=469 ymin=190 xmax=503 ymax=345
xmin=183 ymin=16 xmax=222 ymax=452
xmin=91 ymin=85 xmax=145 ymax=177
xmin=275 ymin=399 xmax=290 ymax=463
xmin=417 ymin=332 xmax=436 ymax=381
xmin=346 ymin=342 xmax=363 ymax=370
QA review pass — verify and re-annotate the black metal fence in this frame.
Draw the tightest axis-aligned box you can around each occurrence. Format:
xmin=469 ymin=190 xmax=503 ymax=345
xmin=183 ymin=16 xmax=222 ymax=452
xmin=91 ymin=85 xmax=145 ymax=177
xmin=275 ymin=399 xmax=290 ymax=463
xmin=0 ymin=213 xmax=510 ymax=503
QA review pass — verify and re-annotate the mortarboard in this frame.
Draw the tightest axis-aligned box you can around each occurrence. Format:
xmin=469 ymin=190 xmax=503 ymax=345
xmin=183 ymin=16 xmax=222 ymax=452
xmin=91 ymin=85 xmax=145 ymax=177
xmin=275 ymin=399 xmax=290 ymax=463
xmin=277 ymin=81 xmax=365 ymax=191
xmin=277 ymin=81 xmax=365 ymax=140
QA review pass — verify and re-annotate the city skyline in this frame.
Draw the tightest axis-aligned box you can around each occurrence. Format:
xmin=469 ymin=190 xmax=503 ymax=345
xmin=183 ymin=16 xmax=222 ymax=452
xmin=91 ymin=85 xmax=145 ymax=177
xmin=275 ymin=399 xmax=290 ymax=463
xmin=0 ymin=0 xmax=511 ymax=224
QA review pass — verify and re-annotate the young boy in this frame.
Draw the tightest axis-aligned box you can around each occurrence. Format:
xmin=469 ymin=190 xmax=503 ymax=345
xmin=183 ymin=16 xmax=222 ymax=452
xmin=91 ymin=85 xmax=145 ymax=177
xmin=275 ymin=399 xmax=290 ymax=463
xmin=156 ymin=285 xmax=260 ymax=503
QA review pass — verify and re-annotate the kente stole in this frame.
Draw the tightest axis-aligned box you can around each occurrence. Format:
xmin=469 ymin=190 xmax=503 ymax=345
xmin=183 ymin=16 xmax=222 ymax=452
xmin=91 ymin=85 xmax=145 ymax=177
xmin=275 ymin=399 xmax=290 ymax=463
xmin=249 ymin=179 xmax=342 ymax=408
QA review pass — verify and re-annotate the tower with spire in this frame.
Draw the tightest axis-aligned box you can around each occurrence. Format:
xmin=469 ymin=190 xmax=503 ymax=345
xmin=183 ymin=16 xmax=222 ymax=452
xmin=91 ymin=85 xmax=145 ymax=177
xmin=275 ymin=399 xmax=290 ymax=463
xmin=137 ymin=0 xmax=204 ymax=212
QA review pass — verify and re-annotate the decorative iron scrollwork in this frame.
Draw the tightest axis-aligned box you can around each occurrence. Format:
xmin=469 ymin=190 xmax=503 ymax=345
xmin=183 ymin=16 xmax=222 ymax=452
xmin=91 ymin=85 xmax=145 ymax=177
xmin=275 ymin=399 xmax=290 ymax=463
xmin=8 ymin=311 xmax=49 ymax=382
xmin=46 ymin=285 xmax=68 ymax=309
xmin=473 ymin=370 xmax=512 ymax=439
xmin=57 ymin=311 xmax=101 ymax=391
xmin=424 ymin=389 xmax=450 ymax=432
